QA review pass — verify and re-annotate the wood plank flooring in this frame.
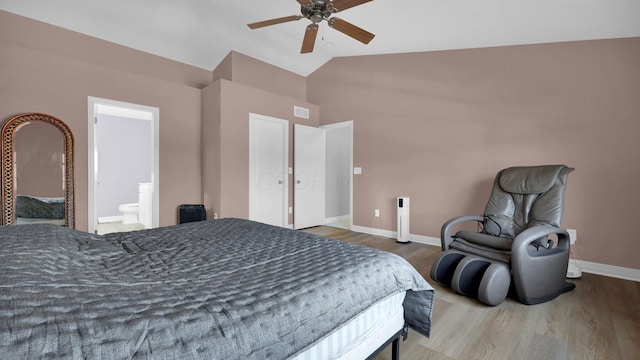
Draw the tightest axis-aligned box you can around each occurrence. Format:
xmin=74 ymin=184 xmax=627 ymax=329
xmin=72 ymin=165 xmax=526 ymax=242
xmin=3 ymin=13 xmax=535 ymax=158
xmin=302 ymin=226 xmax=640 ymax=360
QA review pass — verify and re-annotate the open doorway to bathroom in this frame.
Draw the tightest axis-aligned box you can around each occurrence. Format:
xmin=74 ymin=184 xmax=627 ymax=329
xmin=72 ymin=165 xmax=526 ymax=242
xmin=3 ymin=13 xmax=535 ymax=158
xmin=321 ymin=120 xmax=353 ymax=230
xmin=88 ymin=97 xmax=159 ymax=235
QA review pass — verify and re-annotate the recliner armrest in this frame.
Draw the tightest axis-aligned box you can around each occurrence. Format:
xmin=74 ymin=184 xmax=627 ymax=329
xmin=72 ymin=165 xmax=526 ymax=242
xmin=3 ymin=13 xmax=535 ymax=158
xmin=511 ymin=225 xmax=570 ymax=256
xmin=510 ymin=225 xmax=572 ymax=304
xmin=441 ymin=215 xmax=484 ymax=250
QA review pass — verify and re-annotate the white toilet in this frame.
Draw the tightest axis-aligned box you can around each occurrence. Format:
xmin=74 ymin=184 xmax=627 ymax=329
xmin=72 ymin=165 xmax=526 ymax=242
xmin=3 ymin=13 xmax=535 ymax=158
xmin=117 ymin=183 xmax=153 ymax=227
xmin=118 ymin=203 xmax=139 ymax=224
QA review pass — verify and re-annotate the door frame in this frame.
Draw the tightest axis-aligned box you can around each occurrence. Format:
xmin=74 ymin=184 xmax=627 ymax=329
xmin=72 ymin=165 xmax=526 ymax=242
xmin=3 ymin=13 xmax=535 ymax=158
xmin=87 ymin=96 xmax=159 ymax=234
xmin=320 ymin=120 xmax=353 ymax=229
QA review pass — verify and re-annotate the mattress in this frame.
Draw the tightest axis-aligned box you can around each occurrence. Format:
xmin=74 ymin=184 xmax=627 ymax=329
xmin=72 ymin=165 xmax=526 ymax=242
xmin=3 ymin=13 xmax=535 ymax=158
xmin=293 ymin=291 xmax=406 ymax=359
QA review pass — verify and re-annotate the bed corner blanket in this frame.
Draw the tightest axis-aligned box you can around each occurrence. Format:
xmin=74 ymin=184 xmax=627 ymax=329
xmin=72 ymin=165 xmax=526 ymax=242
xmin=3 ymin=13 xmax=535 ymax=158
xmin=0 ymin=218 xmax=434 ymax=359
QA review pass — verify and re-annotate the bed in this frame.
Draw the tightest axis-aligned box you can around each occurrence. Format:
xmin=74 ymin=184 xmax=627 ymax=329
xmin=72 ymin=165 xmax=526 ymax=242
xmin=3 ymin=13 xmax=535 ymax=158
xmin=0 ymin=218 xmax=434 ymax=359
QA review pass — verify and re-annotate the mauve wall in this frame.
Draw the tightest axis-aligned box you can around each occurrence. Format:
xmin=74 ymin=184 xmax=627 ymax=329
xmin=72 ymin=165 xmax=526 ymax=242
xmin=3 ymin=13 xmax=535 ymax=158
xmin=307 ymin=38 xmax=640 ymax=270
xmin=227 ymin=52 xmax=308 ymax=102
xmin=202 ymin=78 xmax=319 ymax=225
xmin=0 ymin=11 xmax=211 ymax=230
xmin=211 ymin=51 xmax=307 ymax=102
xmin=203 ymin=52 xmax=318 ymax=225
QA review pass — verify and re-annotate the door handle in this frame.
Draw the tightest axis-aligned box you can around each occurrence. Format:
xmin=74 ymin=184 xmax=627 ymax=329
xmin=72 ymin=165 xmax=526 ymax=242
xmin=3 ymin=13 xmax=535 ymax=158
xmin=278 ymin=180 xmax=283 ymax=184
xmin=296 ymin=180 xmax=301 ymax=184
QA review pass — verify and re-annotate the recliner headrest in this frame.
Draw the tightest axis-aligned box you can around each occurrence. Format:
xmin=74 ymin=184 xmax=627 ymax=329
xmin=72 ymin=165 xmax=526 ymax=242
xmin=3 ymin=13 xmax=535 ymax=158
xmin=499 ymin=165 xmax=573 ymax=195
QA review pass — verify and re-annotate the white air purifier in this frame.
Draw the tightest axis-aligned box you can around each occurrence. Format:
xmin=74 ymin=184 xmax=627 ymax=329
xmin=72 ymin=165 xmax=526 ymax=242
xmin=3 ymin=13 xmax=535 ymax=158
xmin=397 ymin=196 xmax=410 ymax=244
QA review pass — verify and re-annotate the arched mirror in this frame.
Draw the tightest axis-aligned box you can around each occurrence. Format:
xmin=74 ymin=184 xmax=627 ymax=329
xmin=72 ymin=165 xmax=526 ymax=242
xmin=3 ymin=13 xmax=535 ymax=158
xmin=1 ymin=113 xmax=74 ymax=227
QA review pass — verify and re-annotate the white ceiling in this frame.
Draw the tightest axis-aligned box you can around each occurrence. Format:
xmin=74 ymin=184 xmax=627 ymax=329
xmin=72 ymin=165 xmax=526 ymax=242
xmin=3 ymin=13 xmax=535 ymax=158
xmin=2 ymin=0 xmax=639 ymax=76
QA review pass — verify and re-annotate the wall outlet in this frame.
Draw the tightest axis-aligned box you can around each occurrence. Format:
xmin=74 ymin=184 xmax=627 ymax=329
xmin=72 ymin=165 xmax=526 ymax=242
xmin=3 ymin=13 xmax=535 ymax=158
xmin=374 ymin=209 xmax=380 ymax=217
xmin=567 ymin=229 xmax=577 ymax=245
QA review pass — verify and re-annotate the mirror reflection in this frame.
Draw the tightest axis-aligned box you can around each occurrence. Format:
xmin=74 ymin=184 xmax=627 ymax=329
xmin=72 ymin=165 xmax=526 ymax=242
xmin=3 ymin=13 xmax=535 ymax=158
xmin=15 ymin=122 xmax=66 ymax=225
xmin=1 ymin=113 xmax=74 ymax=227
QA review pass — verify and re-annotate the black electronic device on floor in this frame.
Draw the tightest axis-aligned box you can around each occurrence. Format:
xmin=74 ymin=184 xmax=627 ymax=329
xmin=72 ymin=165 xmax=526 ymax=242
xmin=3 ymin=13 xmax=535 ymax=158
xmin=179 ymin=204 xmax=206 ymax=224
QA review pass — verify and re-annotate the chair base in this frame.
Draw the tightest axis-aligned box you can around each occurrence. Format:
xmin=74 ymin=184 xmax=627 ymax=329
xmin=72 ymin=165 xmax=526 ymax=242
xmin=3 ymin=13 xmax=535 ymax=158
xmin=515 ymin=281 xmax=576 ymax=305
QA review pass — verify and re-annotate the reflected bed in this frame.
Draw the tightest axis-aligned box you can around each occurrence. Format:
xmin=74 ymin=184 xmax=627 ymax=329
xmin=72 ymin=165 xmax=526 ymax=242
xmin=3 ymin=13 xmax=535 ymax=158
xmin=0 ymin=218 xmax=434 ymax=359
xmin=15 ymin=194 xmax=65 ymax=225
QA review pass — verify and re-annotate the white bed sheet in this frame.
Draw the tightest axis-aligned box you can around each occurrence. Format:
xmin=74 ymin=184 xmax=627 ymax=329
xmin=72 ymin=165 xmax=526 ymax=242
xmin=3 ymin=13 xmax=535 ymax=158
xmin=292 ymin=291 xmax=406 ymax=360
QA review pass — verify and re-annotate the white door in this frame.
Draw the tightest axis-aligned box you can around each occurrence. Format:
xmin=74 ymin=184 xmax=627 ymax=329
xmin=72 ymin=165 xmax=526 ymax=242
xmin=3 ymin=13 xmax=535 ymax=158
xmin=294 ymin=124 xmax=325 ymax=229
xmin=249 ymin=114 xmax=288 ymax=227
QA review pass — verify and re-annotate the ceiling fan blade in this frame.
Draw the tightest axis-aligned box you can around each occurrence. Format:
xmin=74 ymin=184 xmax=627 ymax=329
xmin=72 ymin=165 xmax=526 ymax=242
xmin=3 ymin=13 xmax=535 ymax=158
xmin=328 ymin=17 xmax=375 ymax=44
xmin=328 ymin=0 xmax=373 ymax=12
xmin=301 ymin=24 xmax=319 ymax=53
xmin=247 ymin=15 xmax=302 ymax=29
xmin=296 ymin=0 xmax=315 ymax=7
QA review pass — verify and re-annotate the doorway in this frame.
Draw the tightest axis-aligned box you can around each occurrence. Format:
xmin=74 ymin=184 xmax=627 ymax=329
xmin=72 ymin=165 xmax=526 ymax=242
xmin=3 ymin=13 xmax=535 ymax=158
xmin=321 ymin=121 xmax=353 ymax=229
xmin=88 ymin=97 xmax=159 ymax=234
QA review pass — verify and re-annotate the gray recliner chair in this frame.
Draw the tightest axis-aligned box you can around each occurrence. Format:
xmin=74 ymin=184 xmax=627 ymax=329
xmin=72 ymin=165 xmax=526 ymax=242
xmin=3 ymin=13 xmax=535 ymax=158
xmin=430 ymin=165 xmax=575 ymax=305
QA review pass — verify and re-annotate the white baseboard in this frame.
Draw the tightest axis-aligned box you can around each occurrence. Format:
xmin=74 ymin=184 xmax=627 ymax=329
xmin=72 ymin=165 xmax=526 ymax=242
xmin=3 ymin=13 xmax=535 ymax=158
xmin=351 ymin=225 xmax=396 ymax=239
xmin=574 ymin=260 xmax=640 ymax=282
xmin=349 ymin=225 xmax=440 ymax=246
xmin=324 ymin=215 xmax=348 ymax=224
xmin=98 ymin=216 xmax=123 ymax=224
xmin=348 ymin=224 xmax=640 ymax=282
xmin=324 ymin=215 xmax=350 ymax=229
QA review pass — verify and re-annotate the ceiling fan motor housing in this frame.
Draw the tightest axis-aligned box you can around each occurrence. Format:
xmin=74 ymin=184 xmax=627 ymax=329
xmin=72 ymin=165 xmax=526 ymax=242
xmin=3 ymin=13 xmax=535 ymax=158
xmin=301 ymin=0 xmax=333 ymax=23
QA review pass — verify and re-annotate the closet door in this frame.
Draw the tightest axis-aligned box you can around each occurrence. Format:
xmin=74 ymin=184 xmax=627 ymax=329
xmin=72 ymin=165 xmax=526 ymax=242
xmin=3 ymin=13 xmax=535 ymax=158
xmin=249 ymin=114 xmax=288 ymax=227
xmin=294 ymin=124 xmax=325 ymax=229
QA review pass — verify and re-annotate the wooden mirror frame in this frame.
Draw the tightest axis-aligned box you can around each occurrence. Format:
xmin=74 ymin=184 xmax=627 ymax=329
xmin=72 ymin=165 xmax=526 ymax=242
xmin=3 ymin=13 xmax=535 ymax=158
xmin=1 ymin=113 xmax=75 ymax=227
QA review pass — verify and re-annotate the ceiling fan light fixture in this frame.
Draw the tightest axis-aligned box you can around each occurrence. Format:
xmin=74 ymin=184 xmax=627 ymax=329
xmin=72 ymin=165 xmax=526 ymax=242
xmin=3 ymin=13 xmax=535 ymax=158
xmin=310 ymin=13 xmax=324 ymax=23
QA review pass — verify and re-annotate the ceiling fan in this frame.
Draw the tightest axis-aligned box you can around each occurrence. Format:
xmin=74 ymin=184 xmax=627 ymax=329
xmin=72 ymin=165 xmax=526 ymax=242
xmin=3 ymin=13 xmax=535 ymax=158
xmin=247 ymin=0 xmax=375 ymax=54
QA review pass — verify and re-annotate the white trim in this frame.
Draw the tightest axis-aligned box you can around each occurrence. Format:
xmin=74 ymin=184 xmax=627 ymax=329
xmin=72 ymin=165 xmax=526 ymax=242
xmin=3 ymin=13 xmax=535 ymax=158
xmin=95 ymin=104 xmax=152 ymax=121
xmin=324 ymin=215 xmax=349 ymax=224
xmin=324 ymin=215 xmax=350 ymax=229
xmin=407 ymin=233 xmax=442 ymax=247
xmin=347 ymin=225 xmax=639 ymax=282
xmin=350 ymin=225 xmax=396 ymax=239
xmin=98 ymin=215 xmax=123 ymax=224
xmin=575 ymin=260 xmax=640 ymax=282
xmin=350 ymin=224 xmax=441 ymax=246
xmin=88 ymin=96 xmax=160 ymax=234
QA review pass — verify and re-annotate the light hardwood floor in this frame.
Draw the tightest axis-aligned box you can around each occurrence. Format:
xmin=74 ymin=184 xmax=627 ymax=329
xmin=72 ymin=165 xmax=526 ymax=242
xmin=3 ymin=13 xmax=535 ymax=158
xmin=302 ymin=226 xmax=640 ymax=360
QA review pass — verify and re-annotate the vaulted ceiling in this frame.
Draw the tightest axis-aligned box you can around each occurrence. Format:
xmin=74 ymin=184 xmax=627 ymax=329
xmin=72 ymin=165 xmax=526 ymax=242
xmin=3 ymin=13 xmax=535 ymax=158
xmin=1 ymin=0 xmax=639 ymax=76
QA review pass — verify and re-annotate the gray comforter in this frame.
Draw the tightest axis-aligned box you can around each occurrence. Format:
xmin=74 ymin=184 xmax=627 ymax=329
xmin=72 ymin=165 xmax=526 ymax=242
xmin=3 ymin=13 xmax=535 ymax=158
xmin=0 ymin=218 xmax=434 ymax=359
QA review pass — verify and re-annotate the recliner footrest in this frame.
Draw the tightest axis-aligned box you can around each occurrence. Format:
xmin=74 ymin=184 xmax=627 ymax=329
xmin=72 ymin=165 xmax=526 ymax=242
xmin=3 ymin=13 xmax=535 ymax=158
xmin=453 ymin=256 xmax=510 ymax=306
xmin=433 ymin=253 xmax=511 ymax=306
xmin=430 ymin=250 xmax=467 ymax=287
